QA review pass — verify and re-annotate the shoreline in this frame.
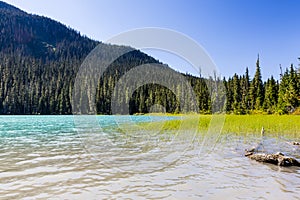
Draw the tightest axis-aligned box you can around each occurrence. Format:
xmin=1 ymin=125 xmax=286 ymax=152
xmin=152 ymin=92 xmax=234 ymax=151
xmin=1 ymin=114 xmax=299 ymax=136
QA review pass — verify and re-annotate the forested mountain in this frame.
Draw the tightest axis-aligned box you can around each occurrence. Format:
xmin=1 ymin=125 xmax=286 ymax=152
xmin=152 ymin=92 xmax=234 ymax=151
xmin=0 ymin=1 xmax=212 ymax=115
xmin=0 ymin=1 xmax=299 ymax=115
xmin=0 ymin=1 xmax=98 ymax=114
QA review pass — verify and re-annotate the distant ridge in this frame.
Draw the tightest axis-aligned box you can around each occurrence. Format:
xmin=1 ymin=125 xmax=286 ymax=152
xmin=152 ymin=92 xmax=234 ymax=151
xmin=0 ymin=1 xmax=22 ymax=12
xmin=0 ymin=0 xmax=100 ymax=59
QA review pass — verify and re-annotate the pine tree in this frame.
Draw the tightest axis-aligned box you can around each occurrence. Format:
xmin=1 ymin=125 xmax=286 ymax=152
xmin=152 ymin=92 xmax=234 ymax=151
xmin=240 ymin=67 xmax=250 ymax=113
xmin=224 ymin=77 xmax=233 ymax=112
xmin=232 ymin=73 xmax=241 ymax=113
xmin=286 ymin=64 xmax=299 ymax=111
xmin=263 ymin=76 xmax=278 ymax=113
xmin=277 ymin=69 xmax=290 ymax=114
xmin=249 ymin=55 xmax=264 ymax=110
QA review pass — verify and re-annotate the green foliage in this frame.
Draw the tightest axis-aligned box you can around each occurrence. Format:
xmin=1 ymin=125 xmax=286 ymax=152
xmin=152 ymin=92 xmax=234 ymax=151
xmin=232 ymin=73 xmax=241 ymax=114
xmin=225 ymin=58 xmax=299 ymax=115
xmin=263 ymin=76 xmax=278 ymax=113
xmin=240 ymin=67 xmax=250 ymax=112
xmin=277 ymin=64 xmax=300 ymax=113
xmin=249 ymin=56 xmax=264 ymax=110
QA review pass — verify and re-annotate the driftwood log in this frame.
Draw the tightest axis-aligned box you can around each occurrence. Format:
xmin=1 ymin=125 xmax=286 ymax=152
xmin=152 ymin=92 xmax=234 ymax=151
xmin=245 ymin=127 xmax=300 ymax=167
xmin=245 ymin=151 xmax=300 ymax=167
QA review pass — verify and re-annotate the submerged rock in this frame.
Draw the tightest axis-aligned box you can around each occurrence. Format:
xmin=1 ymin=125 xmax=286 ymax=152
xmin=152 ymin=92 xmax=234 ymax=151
xmin=245 ymin=151 xmax=300 ymax=167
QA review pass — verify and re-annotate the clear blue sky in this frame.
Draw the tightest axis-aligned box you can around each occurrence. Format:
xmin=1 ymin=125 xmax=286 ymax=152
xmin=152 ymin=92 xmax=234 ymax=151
xmin=3 ymin=0 xmax=300 ymax=80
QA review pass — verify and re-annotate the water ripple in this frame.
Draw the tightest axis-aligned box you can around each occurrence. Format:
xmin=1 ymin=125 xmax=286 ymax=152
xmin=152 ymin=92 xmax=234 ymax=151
xmin=0 ymin=116 xmax=299 ymax=199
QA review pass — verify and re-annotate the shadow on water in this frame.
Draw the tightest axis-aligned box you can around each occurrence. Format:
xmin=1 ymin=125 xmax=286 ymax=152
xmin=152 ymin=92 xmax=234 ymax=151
xmin=267 ymin=163 xmax=300 ymax=173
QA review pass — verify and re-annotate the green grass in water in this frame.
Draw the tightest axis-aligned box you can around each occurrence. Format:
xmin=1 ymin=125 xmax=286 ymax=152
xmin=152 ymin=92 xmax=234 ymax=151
xmin=140 ymin=114 xmax=300 ymax=138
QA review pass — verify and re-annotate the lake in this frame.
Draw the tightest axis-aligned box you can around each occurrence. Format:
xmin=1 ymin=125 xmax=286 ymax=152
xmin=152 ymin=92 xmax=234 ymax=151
xmin=0 ymin=115 xmax=299 ymax=199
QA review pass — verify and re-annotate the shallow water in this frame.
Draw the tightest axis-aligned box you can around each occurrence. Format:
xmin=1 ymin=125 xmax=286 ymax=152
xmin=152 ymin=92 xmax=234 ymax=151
xmin=0 ymin=116 xmax=299 ymax=199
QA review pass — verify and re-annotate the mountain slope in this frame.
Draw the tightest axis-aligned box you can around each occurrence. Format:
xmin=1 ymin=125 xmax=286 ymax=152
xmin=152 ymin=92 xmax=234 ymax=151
xmin=0 ymin=1 xmax=97 ymax=59
xmin=0 ymin=1 xmax=219 ymax=115
xmin=0 ymin=1 xmax=193 ymax=114
xmin=0 ymin=1 xmax=21 ymax=12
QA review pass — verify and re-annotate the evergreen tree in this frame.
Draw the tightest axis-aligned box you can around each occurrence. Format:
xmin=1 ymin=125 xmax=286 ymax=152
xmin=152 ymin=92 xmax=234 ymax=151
xmin=240 ymin=67 xmax=250 ymax=113
xmin=284 ymin=64 xmax=299 ymax=112
xmin=276 ymin=64 xmax=300 ymax=113
xmin=249 ymin=55 xmax=264 ymax=110
xmin=224 ymin=77 xmax=233 ymax=112
xmin=232 ymin=73 xmax=241 ymax=113
xmin=263 ymin=76 xmax=278 ymax=113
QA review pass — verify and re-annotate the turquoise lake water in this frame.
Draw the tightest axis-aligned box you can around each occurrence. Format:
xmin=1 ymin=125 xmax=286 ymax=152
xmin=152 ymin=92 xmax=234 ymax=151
xmin=0 ymin=115 xmax=299 ymax=199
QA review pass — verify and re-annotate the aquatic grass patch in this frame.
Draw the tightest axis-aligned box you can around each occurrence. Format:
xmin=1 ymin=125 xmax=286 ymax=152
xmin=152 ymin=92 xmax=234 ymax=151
xmin=222 ymin=115 xmax=300 ymax=137
xmin=141 ymin=114 xmax=300 ymax=138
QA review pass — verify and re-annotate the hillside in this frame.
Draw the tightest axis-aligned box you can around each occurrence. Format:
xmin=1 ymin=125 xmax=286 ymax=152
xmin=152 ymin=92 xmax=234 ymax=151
xmin=0 ymin=1 xmax=210 ymax=115
xmin=0 ymin=1 xmax=97 ymax=59
xmin=0 ymin=2 xmax=146 ymax=114
xmin=0 ymin=1 xmax=97 ymax=114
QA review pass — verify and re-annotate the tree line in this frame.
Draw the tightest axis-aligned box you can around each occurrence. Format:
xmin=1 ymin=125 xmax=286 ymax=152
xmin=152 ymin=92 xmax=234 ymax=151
xmin=1 ymin=48 xmax=299 ymax=115
xmin=224 ymin=57 xmax=300 ymax=114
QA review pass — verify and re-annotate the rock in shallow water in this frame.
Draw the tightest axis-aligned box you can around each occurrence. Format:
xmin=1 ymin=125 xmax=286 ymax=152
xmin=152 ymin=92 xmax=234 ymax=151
xmin=292 ymin=141 xmax=300 ymax=145
xmin=245 ymin=151 xmax=300 ymax=167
